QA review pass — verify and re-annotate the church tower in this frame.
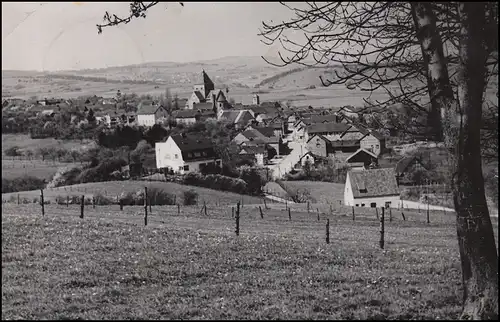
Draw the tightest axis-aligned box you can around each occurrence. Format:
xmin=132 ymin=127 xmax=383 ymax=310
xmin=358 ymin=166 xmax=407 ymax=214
xmin=193 ymin=69 xmax=215 ymax=99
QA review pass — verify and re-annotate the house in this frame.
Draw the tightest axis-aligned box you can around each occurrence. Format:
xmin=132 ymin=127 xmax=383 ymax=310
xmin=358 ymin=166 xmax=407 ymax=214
xmin=306 ymin=134 xmax=333 ymax=157
xmin=330 ymin=139 xmax=360 ymax=154
xmin=136 ymin=101 xmax=169 ymax=126
xmin=261 ymin=118 xmax=287 ymax=138
xmin=344 ymin=168 xmax=400 ymax=208
xmin=232 ymin=126 xmax=281 ymax=157
xmin=359 ymin=129 xmax=386 ymax=156
xmin=219 ymin=110 xmax=255 ymax=129
xmin=299 ymin=151 xmax=316 ymax=167
xmin=304 ymin=122 xmax=351 ymax=142
xmin=345 ymin=148 xmax=379 ymax=170
xmin=395 ymin=156 xmax=430 ymax=185
xmin=155 ymin=133 xmax=221 ymax=174
xmin=174 ymin=109 xmax=216 ymax=125
xmin=239 ymin=145 xmax=267 ymax=166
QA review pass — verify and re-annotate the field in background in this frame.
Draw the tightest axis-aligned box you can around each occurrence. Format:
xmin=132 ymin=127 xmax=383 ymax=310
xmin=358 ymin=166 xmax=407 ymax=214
xmin=283 ymin=181 xmax=345 ymax=204
xmin=5 ymin=200 xmax=496 ymax=319
xmin=1 ymin=159 xmax=80 ymax=180
xmin=2 ymin=134 xmax=95 ymax=154
xmin=1 ymin=180 xmax=263 ymax=206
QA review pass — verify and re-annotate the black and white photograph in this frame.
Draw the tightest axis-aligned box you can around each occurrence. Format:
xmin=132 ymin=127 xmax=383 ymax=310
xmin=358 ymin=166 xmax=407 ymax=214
xmin=2 ymin=1 xmax=498 ymax=320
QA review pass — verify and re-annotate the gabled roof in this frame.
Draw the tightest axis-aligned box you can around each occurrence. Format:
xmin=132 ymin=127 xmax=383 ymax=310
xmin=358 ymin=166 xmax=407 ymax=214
xmin=346 ymin=148 xmax=378 ymax=163
xmin=170 ymin=134 xmax=215 ymax=152
xmin=306 ymin=122 xmax=351 ymax=134
xmin=192 ymin=102 xmax=213 ymax=111
xmin=299 ymin=151 xmax=315 ymax=162
xmin=240 ymin=145 xmax=266 ymax=155
xmin=307 ymin=133 xmax=329 ymax=144
xmin=251 ymin=126 xmax=276 ymax=138
xmin=347 ymin=168 xmax=400 ymax=198
xmin=395 ymin=156 xmax=429 ymax=175
xmin=221 ymin=110 xmax=242 ymax=123
xmin=174 ymin=110 xmax=198 ymax=119
xmin=137 ymin=101 xmax=160 ymax=115
xmin=330 ymin=139 xmax=360 ymax=147
xmin=193 ymin=91 xmax=205 ymax=101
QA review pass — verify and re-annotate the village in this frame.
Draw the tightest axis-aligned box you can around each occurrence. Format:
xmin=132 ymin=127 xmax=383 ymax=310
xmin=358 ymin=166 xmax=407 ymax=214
xmin=3 ymin=70 xmax=444 ymax=210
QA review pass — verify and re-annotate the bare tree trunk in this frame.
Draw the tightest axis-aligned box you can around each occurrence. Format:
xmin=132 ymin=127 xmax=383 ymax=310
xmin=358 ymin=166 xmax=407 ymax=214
xmin=454 ymin=3 xmax=498 ymax=319
xmin=411 ymin=2 xmax=453 ymax=142
xmin=412 ymin=2 xmax=498 ymax=319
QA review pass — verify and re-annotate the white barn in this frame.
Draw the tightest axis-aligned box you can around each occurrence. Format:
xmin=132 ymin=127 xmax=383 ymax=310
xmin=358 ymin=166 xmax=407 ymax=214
xmin=344 ymin=168 xmax=400 ymax=208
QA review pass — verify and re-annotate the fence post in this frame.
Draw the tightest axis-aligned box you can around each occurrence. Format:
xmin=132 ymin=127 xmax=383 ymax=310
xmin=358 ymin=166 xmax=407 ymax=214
xmin=375 ymin=207 xmax=379 ymax=220
xmin=307 ymin=201 xmax=310 ymax=213
xmin=235 ymin=202 xmax=240 ymax=236
xmin=177 ymin=203 xmax=180 ymax=215
xmin=317 ymin=209 xmax=320 ymax=221
xmin=326 ymin=219 xmax=330 ymax=244
xmin=40 ymin=190 xmax=45 ymax=217
xmin=204 ymin=200 xmax=207 ymax=216
xmin=66 ymin=195 xmax=69 ymax=207
xmin=401 ymin=211 xmax=406 ymax=221
xmin=232 ymin=206 xmax=234 ymax=218
xmin=80 ymin=195 xmax=84 ymax=219
xmin=288 ymin=207 xmax=291 ymax=221
xmin=17 ymin=194 xmax=20 ymax=205
xmin=426 ymin=198 xmax=430 ymax=224
xmin=144 ymin=187 xmax=148 ymax=226
xmin=389 ymin=207 xmax=392 ymax=222
xmin=92 ymin=196 xmax=95 ymax=209
xmin=120 ymin=199 xmax=123 ymax=211
xmin=379 ymin=207 xmax=385 ymax=249
xmin=174 ymin=194 xmax=177 ymax=205
xmin=285 ymin=200 xmax=288 ymax=210
xmin=352 ymin=206 xmax=355 ymax=221
xmin=259 ymin=206 xmax=264 ymax=219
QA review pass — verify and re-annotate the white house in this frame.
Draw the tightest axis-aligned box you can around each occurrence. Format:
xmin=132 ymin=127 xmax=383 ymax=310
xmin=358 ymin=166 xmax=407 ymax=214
xmin=299 ymin=151 xmax=316 ymax=167
xmin=344 ymin=168 xmax=400 ymax=208
xmin=155 ymin=133 xmax=221 ymax=174
xmin=137 ymin=101 xmax=169 ymax=127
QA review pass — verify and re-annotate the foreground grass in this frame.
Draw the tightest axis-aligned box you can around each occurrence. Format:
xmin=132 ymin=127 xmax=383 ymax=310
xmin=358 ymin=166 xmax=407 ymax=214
xmin=1 ymin=202 xmax=484 ymax=320
xmin=2 ymin=180 xmax=263 ymax=206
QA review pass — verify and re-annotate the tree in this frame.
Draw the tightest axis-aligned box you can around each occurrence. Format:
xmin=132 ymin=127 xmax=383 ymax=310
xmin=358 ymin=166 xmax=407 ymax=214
xmin=87 ymin=108 xmax=96 ymax=124
xmin=95 ymin=2 xmax=498 ymax=318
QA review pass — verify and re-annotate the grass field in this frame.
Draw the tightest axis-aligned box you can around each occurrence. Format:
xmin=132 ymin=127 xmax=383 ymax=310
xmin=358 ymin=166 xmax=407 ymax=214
xmin=3 ymin=201 xmax=497 ymax=319
xmin=2 ymin=134 xmax=95 ymax=155
xmin=1 ymin=159 xmax=81 ymax=180
xmin=283 ymin=181 xmax=345 ymax=204
xmin=1 ymin=180 xmax=263 ymax=206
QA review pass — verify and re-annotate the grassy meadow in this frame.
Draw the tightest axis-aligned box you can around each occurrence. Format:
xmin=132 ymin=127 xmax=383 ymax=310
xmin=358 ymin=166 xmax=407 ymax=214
xmin=283 ymin=181 xmax=345 ymax=204
xmin=1 ymin=159 xmax=81 ymax=181
xmin=1 ymin=180 xmax=263 ymax=206
xmin=4 ymin=201 xmax=498 ymax=320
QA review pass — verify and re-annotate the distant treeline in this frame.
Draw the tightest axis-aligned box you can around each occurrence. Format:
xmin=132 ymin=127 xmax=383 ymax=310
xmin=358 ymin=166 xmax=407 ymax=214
xmin=45 ymin=74 xmax=165 ymax=86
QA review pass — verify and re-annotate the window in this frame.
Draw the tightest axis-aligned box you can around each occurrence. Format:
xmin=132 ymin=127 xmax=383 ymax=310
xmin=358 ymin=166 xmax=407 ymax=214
xmin=174 ymin=154 xmax=179 ymax=159
xmin=361 ymin=203 xmax=365 ymax=207
xmin=194 ymin=152 xmax=201 ymax=157
xmin=202 ymin=151 xmax=207 ymax=157
xmin=385 ymin=201 xmax=391 ymax=209
xmin=178 ymin=166 xmax=183 ymax=171
xmin=376 ymin=144 xmax=379 ymax=149
xmin=216 ymin=160 xmax=221 ymax=166
xmin=187 ymin=152 xmax=193 ymax=158
xmin=370 ymin=202 xmax=377 ymax=208
xmin=355 ymin=204 xmax=359 ymax=207
xmin=183 ymin=165 xmax=189 ymax=171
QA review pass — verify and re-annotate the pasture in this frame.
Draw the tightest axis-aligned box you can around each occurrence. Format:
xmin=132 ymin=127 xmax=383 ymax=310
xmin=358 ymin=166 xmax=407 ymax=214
xmin=2 ymin=134 xmax=95 ymax=155
xmin=4 ymin=201 xmax=497 ymax=319
xmin=1 ymin=159 xmax=81 ymax=181
xmin=1 ymin=180 xmax=263 ymax=206
xmin=283 ymin=181 xmax=345 ymax=204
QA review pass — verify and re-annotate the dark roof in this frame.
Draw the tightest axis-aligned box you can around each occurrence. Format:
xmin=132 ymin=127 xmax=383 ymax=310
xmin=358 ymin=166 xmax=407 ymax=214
xmin=196 ymin=70 xmax=215 ymax=87
xmin=307 ymin=122 xmax=351 ymax=134
xmin=193 ymin=91 xmax=205 ymax=101
xmin=171 ymin=134 xmax=215 ymax=153
xmin=309 ymin=114 xmax=339 ymax=123
xmin=348 ymin=168 xmax=400 ymax=198
xmin=346 ymin=148 xmax=378 ymax=163
xmin=221 ymin=110 xmax=241 ymax=123
xmin=252 ymin=126 xmax=276 ymax=138
xmin=240 ymin=145 xmax=266 ymax=155
xmin=192 ymin=102 xmax=213 ymax=111
xmin=174 ymin=110 xmax=198 ymax=118
xmin=330 ymin=139 xmax=360 ymax=147
xmin=137 ymin=101 xmax=160 ymax=115
xmin=395 ymin=156 xmax=428 ymax=175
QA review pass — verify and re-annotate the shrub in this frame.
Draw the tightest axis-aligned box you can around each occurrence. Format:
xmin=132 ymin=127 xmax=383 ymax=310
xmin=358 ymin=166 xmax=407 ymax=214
xmin=146 ymin=187 xmax=176 ymax=206
xmin=183 ymin=172 xmax=248 ymax=194
xmin=4 ymin=146 xmax=21 ymax=157
xmin=93 ymin=192 xmax=115 ymax=206
xmin=76 ymin=158 xmax=127 ymax=183
xmin=47 ymin=166 xmax=83 ymax=188
xmin=183 ymin=189 xmax=198 ymax=206
xmin=2 ymin=176 xmax=46 ymax=193
xmin=238 ymin=166 xmax=268 ymax=195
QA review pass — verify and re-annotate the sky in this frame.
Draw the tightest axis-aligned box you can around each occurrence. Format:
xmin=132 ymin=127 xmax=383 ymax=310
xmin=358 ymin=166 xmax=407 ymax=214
xmin=1 ymin=2 xmax=297 ymax=71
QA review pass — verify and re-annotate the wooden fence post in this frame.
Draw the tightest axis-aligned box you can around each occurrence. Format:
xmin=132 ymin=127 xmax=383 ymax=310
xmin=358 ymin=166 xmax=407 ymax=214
xmin=173 ymin=194 xmax=177 ymax=205
xmin=259 ymin=206 xmax=264 ymax=219
xmin=288 ymin=207 xmax=291 ymax=221
xmin=235 ymin=202 xmax=240 ymax=236
xmin=352 ymin=206 xmax=355 ymax=221
xmin=426 ymin=200 xmax=430 ymax=224
xmin=307 ymin=201 xmax=310 ymax=213
xmin=92 ymin=196 xmax=95 ymax=209
xmin=144 ymin=187 xmax=148 ymax=226
xmin=66 ymin=195 xmax=69 ymax=207
xmin=204 ymin=200 xmax=207 ymax=216
xmin=17 ymin=194 xmax=20 ymax=205
xmin=375 ymin=207 xmax=379 ymax=220
xmin=285 ymin=200 xmax=288 ymax=210
xmin=317 ymin=209 xmax=320 ymax=221
xmin=401 ymin=211 xmax=406 ymax=221
xmin=80 ymin=195 xmax=84 ymax=219
xmin=177 ymin=203 xmax=180 ymax=215
xmin=379 ymin=207 xmax=385 ymax=249
xmin=232 ymin=206 xmax=234 ymax=218
xmin=120 ymin=199 xmax=123 ymax=211
xmin=326 ymin=219 xmax=330 ymax=244
xmin=389 ymin=207 xmax=392 ymax=222
xmin=40 ymin=190 xmax=45 ymax=217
